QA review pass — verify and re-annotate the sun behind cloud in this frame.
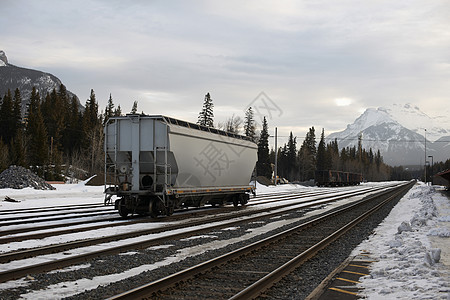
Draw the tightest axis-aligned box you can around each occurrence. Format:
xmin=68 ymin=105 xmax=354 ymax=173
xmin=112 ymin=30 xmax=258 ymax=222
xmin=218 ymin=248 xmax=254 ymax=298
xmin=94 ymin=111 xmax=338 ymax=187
xmin=334 ymin=97 xmax=352 ymax=106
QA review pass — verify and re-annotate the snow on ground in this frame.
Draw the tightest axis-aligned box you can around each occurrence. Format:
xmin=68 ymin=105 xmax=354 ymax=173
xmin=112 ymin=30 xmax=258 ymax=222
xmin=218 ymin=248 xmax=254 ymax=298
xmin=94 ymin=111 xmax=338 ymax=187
xmin=1 ymin=182 xmax=381 ymax=254
xmin=0 ymin=181 xmax=448 ymax=299
xmin=0 ymin=182 xmax=105 ymax=208
xmin=352 ymin=182 xmax=450 ymax=299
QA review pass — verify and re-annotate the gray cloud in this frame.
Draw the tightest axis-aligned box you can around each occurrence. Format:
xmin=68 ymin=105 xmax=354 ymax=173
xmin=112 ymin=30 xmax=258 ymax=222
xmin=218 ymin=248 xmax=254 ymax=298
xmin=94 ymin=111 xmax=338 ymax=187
xmin=2 ymin=0 xmax=449 ymax=144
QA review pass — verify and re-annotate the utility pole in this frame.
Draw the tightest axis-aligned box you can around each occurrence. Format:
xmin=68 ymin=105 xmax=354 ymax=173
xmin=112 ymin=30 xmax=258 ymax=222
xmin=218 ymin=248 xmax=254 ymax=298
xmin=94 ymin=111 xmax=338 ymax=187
xmin=428 ymin=155 xmax=434 ymax=185
xmin=274 ymin=127 xmax=278 ymax=185
xmin=424 ymin=129 xmax=427 ymax=184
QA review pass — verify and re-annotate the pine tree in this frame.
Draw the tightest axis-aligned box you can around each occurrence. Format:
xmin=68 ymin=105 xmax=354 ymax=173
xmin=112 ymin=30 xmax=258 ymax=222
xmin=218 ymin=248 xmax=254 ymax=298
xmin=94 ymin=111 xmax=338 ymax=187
xmin=244 ymin=107 xmax=257 ymax=142
xmin=28 ymin=87 xmax=40 ymax=117
xmin=26 ymin=91 xmax=48 ymax=177
xmin=280 ymin=131 xmax=297 ymax=181
xmin=0 ymin=90 xmax=14 ymax=144
xmin=375 ymin=149 xmax=382 ymax=171
xmin=41 ymin=89 xmax=65 ymax=155
xmin=83 ymin=89 xmax=99 ymax=129
xmin=63 ymin=95 xmax=83 ymax=157
xmin=114 ymin=104 xmax=122 ymax=116
xmin=82 ymin=89 xmax=103 ymax=174
xmin=0 ymin=139 xmax=9 ymax=172
xmin=277 ymin=144 xmax=288 ymax=179
xmin=130 ymin=100 xmax=138 ymax=114
xmin=316 ymin=128 xmax=326 ymax=171
xmin=7 ymin=89 xmax=26 ymax=167
xmin=103 ymin=94 xmax=115 ymax=125
xmin=357 ymin=133 xmax=363 ymax=162
xmin=298 ymin=127 xmax=316 ymax=180
xmin=10 ymin=128 xmax=27 ymax=167
xmin=327 ymin=138 xmax=339 ymax=170
xmin=256 ymin=116 xmax=272 ymax=179
xmin=197 ymin=92 xmax=214 ymax=127
xmin=12 ymin=88 xmax=22 ymax=134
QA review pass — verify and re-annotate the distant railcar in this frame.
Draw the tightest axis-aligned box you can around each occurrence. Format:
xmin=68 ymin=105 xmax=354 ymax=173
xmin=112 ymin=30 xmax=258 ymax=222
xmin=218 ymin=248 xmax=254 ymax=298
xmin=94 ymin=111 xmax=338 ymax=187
xmin=315 ymin=170 xmax=362 ymax=187
xmin=104 ymin=114 xmax=257 ymax=217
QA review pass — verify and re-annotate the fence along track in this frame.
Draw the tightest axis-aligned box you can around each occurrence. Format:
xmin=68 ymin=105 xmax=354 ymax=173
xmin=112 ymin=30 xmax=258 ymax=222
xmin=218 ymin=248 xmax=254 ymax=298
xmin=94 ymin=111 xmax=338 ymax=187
xmin=108 ymin=181 xmax=413 ymax=300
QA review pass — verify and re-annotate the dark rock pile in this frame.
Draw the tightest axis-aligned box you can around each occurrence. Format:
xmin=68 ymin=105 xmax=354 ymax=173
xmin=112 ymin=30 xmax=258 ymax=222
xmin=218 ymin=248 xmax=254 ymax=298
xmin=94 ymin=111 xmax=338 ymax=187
xmin=0 ymin=165 xmax=55 ymax=190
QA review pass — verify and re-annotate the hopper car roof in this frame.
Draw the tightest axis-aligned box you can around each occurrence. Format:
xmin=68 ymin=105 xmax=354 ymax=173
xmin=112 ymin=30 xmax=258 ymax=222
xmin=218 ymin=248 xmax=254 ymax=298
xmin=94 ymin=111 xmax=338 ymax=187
xmin=111 ymin=114 xmax=255 ymax=143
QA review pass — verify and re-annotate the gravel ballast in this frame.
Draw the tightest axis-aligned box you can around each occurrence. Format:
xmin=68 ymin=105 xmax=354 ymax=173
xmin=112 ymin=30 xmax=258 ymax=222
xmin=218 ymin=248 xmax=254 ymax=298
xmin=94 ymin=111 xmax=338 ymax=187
xmin=0 ymin=165 xmax=55 ymax=190
xmin=0 ymin=186 xmax=410 ymax=299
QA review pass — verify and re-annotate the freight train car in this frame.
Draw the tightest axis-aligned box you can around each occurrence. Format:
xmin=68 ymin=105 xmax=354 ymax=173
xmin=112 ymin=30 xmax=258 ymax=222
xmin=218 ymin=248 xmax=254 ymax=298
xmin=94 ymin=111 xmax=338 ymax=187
xmin=315 ymin=170 xmax=362 ymax=187
xmin=104 ymin=114 xmax=258 ymax=217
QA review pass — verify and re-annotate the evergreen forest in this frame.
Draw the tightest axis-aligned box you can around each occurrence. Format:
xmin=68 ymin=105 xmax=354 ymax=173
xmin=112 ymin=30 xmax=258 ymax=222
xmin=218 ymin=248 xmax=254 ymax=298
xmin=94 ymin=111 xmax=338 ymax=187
xmin=1 ymin=86 xmax=449 ymax=184
xmin=0 ymin=85 xmax=119 ymax=181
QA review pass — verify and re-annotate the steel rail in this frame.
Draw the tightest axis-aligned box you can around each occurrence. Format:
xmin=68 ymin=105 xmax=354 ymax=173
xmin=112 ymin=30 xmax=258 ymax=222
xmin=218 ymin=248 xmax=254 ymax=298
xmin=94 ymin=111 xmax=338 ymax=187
xmin=0 ymin=188 xmax=334 ymax=240
xmin=106 ymin=181 xmax=413 ymax=300
xmin=230 ymin=180 xmax=415 ymax=299
xmin=0 ymin=211 xmax=117 ymax=227
xmin=0 ymin=207 xmax=115 ymax=222
xmin=0 ymin=185 xmax=386 ymax=262
xmin=0 ymin=203 xmax=106 ymax=215
xmin=0 ymin=185 xmax=392 ymax=283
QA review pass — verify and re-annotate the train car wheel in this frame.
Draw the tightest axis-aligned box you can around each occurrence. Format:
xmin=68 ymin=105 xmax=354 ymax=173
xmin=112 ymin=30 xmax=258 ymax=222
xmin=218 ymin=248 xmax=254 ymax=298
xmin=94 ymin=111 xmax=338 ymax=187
xmin=166 ymin=206 xmax=174 ymax=216
xmin=232 ymin=195 xmax=239 ymax=207
xmin=118 ymin=200 xmax=129 ymax=218
xmin=239 ymin=194 xmax=248 ymax=206
xmin=149 ymin=200 xmax=159 ymax=218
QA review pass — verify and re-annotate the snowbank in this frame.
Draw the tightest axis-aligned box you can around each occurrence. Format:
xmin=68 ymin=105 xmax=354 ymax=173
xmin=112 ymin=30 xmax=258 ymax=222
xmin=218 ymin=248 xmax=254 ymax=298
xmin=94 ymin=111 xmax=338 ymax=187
xmin=353 ymin=183 xmax=450 ymax=299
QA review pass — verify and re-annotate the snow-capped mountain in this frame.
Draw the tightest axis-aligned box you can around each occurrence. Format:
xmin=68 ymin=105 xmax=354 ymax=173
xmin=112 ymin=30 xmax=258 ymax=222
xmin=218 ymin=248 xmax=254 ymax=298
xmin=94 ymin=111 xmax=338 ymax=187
xmin=0 ymin=50 xmax=80 ymax=116
xmin=327 ymin=104 xmax=449 ymax=166
xmin=381 ymin=103 xmax=450 ymax=142
xmin=0 ymin=51 xmax=7 ymax=67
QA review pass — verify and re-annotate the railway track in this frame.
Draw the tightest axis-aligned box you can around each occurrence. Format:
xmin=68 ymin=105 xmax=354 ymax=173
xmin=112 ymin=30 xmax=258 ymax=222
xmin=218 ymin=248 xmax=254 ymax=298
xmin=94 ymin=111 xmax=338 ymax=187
xmin=0 ymin=185 xmax=369 ymax=243
xmin=0 ymin=189 xmax=310 ymax=235
xmin=108 ymin=181 xmax=414 ymax=299
xmin=0 ymin=203 xmax=106 ymax=215
xmin=0 ymin=184 xmax=392 ymax=284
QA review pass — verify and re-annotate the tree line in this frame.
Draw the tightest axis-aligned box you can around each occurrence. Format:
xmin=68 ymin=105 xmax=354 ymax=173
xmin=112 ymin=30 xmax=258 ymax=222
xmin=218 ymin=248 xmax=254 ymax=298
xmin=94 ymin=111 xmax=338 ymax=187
xmin=1 ymin=89 xmax=447 ymax=183
xmin=196 ymin=93 xmax=394 ymax=182
xmin=258 ymin=121 xmax=450 ymax=183
xmin=0 ymin=85 xmax=123 ymax=180
xmin=271 ymin=127 xmax=390 ymax=182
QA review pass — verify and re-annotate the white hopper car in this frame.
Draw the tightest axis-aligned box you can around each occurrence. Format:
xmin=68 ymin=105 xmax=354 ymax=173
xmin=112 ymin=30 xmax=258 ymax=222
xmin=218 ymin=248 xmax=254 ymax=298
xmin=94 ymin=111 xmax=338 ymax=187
xmin=104 ymin=114 xmax=257 ymax=217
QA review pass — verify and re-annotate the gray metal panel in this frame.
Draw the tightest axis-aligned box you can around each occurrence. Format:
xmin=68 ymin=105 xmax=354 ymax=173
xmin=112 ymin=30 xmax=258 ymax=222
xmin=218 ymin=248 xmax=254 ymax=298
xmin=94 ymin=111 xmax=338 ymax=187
xmin=137 ymin=118 xmax=168 ymax=150
xmin=130 ymin=116 xmax=140 ymax=191
xmin=105 ymin=121 xmax=116 ymax=152
xmin=118 ymin=119 xmax=132 ymax=151
xmin=139 ymin=118 xmax=154 ymax=151
xmin=154 ymin=120 xmax=168 ymax=149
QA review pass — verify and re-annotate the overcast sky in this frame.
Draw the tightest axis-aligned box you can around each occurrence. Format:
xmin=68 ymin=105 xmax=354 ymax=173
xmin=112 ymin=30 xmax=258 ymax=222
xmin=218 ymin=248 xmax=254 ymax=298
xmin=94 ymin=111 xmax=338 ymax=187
xmin=2 ymin=0 xmax=449 ymax=144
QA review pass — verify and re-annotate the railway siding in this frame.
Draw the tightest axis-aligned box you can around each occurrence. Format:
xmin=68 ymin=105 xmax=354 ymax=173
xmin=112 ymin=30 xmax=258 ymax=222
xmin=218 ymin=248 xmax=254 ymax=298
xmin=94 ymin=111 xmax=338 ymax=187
xmin=106 ymin=182 xmax=412 ymax=299
xmin=0 ymin=182 xmax=410 ymax=299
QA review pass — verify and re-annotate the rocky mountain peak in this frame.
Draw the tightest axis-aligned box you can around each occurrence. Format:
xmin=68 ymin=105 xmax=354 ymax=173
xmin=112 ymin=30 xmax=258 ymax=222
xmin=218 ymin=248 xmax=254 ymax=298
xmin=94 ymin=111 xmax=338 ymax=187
xmin=327 ymin=104 xmax=449 ymax=166
xmin=0 ymin=50 xmax=8 ymax=66
xmin=0 ymin=51 xmax=82 ymax=117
